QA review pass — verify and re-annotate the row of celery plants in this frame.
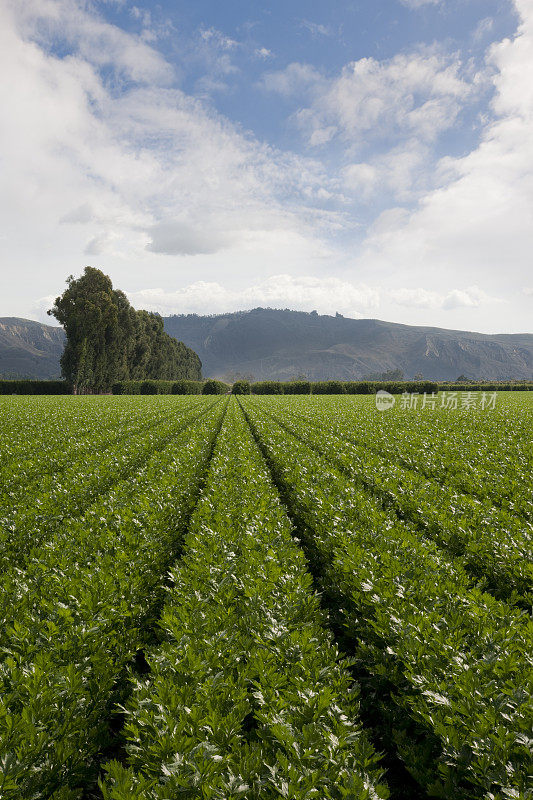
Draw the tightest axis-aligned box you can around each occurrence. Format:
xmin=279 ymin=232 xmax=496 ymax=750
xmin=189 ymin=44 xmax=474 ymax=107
xmin=0 ymin=401 xmax=226 ymax=799
xmin=0 ymin=398 xmax=214 ymax=575
xmin=102 ymin=400 xmax=388 ymax=800
xmin=282 ymin=394 xmax=532 ymax=521
xmin=256 ymin=398 xmax=532 ymax=607
xmin=0 ymin=396 xmax=174 ymax=504
xmin=241 ymin=399 xmax=533 ymax=800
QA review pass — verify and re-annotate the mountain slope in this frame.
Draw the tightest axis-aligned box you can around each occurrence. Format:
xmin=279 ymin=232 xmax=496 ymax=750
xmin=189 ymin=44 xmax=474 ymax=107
xmin=163 ymin=308 xmax=533 ymax=381
xmin=3 ymin=311 xmax=532 ymax=382
xmin=0 ymin=318 xmax=65 ymax=379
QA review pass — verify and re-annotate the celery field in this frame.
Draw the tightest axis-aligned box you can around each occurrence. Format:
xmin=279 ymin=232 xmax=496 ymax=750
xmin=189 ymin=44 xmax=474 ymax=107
xmin=0 ymin=393 xmax=532 ymax=800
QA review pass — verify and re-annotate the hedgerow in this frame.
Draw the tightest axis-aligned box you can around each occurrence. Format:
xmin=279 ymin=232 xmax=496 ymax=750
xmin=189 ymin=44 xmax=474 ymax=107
xmin=0 ymin=379 xmax=68 ymax=394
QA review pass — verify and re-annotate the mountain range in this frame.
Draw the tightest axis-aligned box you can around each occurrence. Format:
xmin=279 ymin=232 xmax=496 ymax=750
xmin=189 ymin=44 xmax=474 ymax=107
xmin=0 ymin=318 xmax=65 ymax=379
xmin=163 ymin=308 xmax=533 ymax=382
xmin=1 ymin=310 xmax=533 ymax=381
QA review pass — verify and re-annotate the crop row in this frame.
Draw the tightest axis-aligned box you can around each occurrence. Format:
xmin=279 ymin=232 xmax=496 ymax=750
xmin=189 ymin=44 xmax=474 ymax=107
xmin=0 ymin=400 xmax=171 ymax=507
xmin=0 ymin=399 xmax=215 ymax=576
xmin=254 ymin=398 xmax=533 ymax=607
xmin=278 ymin=394 xmax=532 ymax=520
xmin=241 ymin=399 xmax=533 ymax=799
xmin=102 ymin=401 xmax=388 ymax=800
xmin=0 ymin=396 xmax=126 ymax=473
xmin=0 ymin=401 xmax=226 ymax=799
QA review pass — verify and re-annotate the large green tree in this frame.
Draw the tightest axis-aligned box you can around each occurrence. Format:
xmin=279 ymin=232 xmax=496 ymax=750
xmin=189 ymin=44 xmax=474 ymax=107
xmin=48 ymin=267 xmax=201 ymax=392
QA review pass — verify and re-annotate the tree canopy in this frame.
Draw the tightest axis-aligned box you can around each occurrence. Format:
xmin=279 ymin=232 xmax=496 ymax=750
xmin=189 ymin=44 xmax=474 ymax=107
xmin=48 ymin=267 xmax=201 ymax=392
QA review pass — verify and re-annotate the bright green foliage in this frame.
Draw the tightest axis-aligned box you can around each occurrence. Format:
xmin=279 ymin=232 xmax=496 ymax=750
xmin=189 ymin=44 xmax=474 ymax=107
xmin=241 ymin=396 xmax=533 ymax=799
xmin=251 ymin=397 xmax=533 ymax=606
xmin=102 ymin=402 xmax=388 ymax=799
xmin=0 ymin=398 xmax=210 ymax=575
xmin=0 ymin=398 xmax=225 ymax=798
xmin=281 ymin=392 xmax=532 ymax=519
xmin=0 ymin=392 xmax=531 ymax=799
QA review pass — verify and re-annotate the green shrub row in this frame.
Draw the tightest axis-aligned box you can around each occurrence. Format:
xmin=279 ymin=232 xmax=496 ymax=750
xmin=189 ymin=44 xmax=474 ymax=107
xmin=103 ymin=400 xmax=387 ymax=799
xmin=437 ymin=382 xmax=533 ymax=391
xmin=111 ymin=379 xmax=230 ymax=395
xmin=241 ymin=400 xmax=533 ymax=799
xmin=250 ymin=379 xmax=440 ymax=394
xmin=0 ymin=380 xmax=67 ymax=394
xmin=2 ymin=379 xmax=531 ymax=396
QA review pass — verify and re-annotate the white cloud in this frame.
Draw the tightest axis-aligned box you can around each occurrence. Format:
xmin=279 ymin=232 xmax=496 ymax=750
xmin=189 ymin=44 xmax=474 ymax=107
xmin=257 ymin=62 xmax=324 ymax=98
xmin=343 ymin=142 xmax=429 ymax=199
xmin=2 ymin=0 xmax=532 ymax=335
xmin=389 ymin=285 xmax=497 ymax=309
xmin=126 ymin=275 xmax=380 ymax=316
xmin=290 ymin=50 xmax=474 ymax=150
xmin=357 ymin=0 xmax=533 ymax=304
xmin=399 ymin=0 xmax=441 ymax=8
xmin=473 ymin=17 xmax=495 ymax=43
xmin=255 ymin=47 xmax=273 ymax=59
xmin=200 ymin=27 xmax=238 ymax=50
xmin=0 ymin=0 xmax=343 ymax=311
xmin=31 ymin=295 xmax=58 ymax=324
xmin=14 ymin=0 xmax=173 ymax=84
xmin=301 ymin=20 xmax=333 ymax=37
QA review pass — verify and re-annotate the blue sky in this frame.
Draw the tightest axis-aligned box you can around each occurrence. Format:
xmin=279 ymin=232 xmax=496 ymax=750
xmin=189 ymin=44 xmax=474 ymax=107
xmin=1 ymin=0 xmax=531 ymax=332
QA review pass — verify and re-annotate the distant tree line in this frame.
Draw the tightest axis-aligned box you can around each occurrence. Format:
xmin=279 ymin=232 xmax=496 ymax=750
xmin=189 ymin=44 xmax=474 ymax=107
xmin=48 ymin=267 xmax=201 ymax=393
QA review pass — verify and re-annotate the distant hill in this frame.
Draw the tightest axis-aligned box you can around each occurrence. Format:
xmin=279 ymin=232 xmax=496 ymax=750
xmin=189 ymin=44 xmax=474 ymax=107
xmin=163 ymin=308 xmax=533 ymax=381
xmin=0 ymin=318 xmax=65 ymax=379
xmin=3 ymin=311 xmax=533 ymax=382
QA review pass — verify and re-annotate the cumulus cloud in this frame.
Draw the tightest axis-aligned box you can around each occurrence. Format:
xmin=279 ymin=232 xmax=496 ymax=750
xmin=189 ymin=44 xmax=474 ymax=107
xmin=3 ymin=0 xmax=532 ymax=334
xmin=0 ymin=0 xmax=342 ymax=310
xmin=289 ymin=50 xmax=475 ymax=149
xmin=126 ymin=275 xmax=380 ymax=316
xmin=342 ymin=143 xmax=430 ymax=199
xmin=125 ymin=277 xmax=497 ymax=318
xmin=357 ymin=0 xmax=533 ymax=305
xmin=389 ymin=285 xmax=497 ymax=310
